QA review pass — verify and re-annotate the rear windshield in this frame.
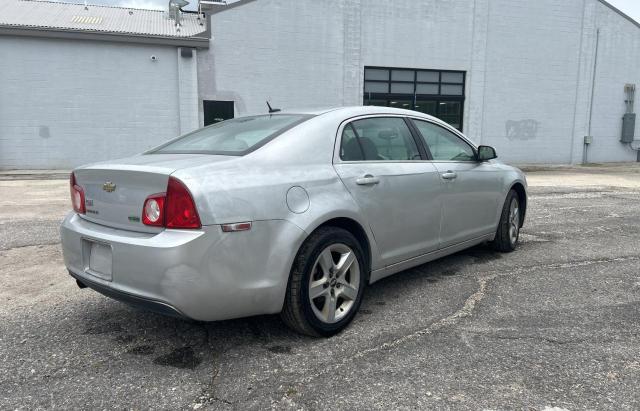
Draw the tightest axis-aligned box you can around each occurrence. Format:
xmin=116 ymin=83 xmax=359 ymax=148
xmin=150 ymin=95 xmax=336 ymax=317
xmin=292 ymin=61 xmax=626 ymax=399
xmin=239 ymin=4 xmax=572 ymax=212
xmin=150 ymin=114 xmax=311 ymax=155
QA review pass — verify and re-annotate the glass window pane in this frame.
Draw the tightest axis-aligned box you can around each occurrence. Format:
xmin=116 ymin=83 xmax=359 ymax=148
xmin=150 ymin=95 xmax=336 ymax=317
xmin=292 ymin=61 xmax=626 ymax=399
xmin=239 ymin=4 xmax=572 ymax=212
xmin=414 ymin=100 xmax=438 ymax=116
xmin=416 ymin=84 xmax=439 ymax=95
xmin=364 ymin=99 xmax=388 ymax=107
xmin=364 ymin=81 xmax=389 ymax=93
xmin=438 ymin=101 xmax=462 ymax=129
xmin=441 ymin=72 xmax=464 ymax=83
xmin=440 ymin=84 xmax=463 ymax=95
xmin=365 ymin=68 xmax=389 ymax=81
xmin=340 ymin=125 xmax=363 ymax=161
xmin=391 ymin=70 xmax=414 ymax=81
xmin=154 ymin=114 xmax=308 ymax=155
xmin=389 ymin=100 xmax=413 ymax=110
xmin=439 ymin=101 xmax=461 ymax=116
xmin=417 ymin=71 xmax=439 ymax=82
xmin=347 ymin=117 xmax=421 ymax=161
xmin=390 ymin=82 xmax=414 ymax=94
xmin=413 ymin=120 xmax=474 ymax=161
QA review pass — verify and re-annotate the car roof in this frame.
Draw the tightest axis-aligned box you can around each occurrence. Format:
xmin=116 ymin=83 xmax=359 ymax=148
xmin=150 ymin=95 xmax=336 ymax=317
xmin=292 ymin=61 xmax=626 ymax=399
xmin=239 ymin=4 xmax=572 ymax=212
xmin=278 ymin=105 xmax=426 ymax=116
xmin=277 ymin=105 xmax=451 ymax=129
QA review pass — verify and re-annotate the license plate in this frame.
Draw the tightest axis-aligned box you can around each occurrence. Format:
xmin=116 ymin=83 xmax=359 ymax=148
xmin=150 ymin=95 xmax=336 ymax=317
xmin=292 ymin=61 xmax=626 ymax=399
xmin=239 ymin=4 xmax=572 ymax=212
xmin=84 ymin=240 xmax=113 ymax=281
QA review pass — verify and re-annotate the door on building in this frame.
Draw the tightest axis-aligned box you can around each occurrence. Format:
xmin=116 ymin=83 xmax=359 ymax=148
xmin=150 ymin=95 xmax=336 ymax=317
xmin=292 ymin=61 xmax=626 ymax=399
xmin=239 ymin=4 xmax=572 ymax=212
xmin=203 ymin=100 xmax=234 ymax=126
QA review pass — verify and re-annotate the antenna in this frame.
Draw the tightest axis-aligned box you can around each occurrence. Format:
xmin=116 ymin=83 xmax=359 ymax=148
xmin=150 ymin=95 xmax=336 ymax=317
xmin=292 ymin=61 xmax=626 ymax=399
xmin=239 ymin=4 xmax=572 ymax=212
xmin=168 ymin=0 xmax=189 ymax=26
xmin=266 ymin=101 xmax=281 ymax=113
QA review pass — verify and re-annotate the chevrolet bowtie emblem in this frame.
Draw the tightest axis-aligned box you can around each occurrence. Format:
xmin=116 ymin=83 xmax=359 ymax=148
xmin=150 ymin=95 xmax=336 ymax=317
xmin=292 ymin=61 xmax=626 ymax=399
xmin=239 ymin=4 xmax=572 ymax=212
xmin=102 ymin=181 xmax=116 ymax=192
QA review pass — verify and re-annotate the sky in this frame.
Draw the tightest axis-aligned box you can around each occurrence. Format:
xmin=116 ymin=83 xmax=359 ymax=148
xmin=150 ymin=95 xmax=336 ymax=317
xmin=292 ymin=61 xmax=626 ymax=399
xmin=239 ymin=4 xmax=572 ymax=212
xmin=48 ymin=0 xmax=640 ymax=24
xmin=606 ymin=0 xmax=640 ymax=23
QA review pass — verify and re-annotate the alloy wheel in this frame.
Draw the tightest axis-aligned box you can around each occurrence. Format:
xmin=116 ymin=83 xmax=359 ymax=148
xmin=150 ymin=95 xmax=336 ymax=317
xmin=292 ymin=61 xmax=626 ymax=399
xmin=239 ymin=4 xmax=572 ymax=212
xmin=308 ymin=243 xmax=360 ymax=324
xmin=508 ymin=197 xmax=520 ymax=245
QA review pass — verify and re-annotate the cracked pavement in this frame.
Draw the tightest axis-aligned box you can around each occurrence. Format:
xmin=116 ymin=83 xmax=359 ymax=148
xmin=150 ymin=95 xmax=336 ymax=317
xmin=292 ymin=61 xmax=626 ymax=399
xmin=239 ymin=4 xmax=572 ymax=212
xmin=1 ymin=164 xmax=639 ymax=410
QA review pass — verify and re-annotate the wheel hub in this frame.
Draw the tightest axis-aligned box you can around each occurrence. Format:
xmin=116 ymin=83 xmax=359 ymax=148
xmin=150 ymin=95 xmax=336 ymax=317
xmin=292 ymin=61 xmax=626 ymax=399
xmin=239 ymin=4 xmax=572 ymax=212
xmin=308 ymin=243 xmax=360 ymax=324
xmin=508 ymin=197 xmax=520 ymax=245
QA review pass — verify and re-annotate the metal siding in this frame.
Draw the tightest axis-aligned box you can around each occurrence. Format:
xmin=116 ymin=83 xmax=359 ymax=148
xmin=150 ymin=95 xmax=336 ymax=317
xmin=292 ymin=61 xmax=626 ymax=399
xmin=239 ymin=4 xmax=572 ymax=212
xmin=0 ymin=36 xmax=182 ymax=169
xmin=0 ymin=0 xmax=206 ymax=38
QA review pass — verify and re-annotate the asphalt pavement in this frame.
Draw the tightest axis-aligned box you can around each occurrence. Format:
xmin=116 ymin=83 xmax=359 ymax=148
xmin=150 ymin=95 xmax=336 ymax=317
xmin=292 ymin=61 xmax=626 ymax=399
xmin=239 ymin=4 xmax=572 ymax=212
xmin=1 ymin=165 xmax=639 ymax=410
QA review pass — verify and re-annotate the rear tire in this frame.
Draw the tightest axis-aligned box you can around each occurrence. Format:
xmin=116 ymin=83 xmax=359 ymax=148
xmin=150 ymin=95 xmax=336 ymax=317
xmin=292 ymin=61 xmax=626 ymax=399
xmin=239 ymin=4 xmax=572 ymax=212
xmin=281 ymin=227 xmax=366 ymax=337
xmin=492 ymin=189 xmax=521 ymax=252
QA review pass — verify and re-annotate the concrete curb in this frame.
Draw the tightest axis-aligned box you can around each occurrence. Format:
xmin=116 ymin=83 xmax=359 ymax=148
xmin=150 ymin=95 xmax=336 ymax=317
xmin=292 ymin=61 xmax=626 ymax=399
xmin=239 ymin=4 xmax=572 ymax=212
xmin=515 ymin=163 xmax=640 ymax=173
xmin=0 ymin=170 xmax=70 ymax=181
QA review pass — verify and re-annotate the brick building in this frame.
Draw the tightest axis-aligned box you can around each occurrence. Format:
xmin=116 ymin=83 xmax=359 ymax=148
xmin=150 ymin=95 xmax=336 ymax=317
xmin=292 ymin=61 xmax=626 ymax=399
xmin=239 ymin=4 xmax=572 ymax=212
xmin=1 ymin=0 xmax=639 ymax=168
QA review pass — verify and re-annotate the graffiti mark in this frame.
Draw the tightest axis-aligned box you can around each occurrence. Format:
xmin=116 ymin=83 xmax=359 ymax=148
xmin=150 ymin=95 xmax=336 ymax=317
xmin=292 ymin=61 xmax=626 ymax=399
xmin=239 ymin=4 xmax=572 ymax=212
xmin=39 ymin=125 xmax=51 ymax=139
xmin=506 ymin=119 xmax=539 ymax=140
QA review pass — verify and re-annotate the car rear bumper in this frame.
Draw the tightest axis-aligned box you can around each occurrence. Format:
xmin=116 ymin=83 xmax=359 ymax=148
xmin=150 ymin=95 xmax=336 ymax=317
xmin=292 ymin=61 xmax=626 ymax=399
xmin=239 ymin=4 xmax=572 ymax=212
xmin=60 ymin=212 xmax=306 ymax=321
xmin=70 ymin=270 xmax=188 ymax=319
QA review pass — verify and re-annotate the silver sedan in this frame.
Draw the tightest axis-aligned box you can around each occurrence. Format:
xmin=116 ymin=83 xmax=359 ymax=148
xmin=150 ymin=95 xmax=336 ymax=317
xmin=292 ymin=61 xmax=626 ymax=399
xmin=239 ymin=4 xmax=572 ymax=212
xmin=61 ymin=106 xmax=527 ymax=336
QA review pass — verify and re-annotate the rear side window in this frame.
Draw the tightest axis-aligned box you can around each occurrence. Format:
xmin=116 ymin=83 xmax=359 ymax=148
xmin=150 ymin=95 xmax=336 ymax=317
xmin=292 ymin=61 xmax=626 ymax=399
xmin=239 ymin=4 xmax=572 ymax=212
xmin=151 ymin=114 xmax=311 ymax=155
xmin=340 ymin=117 xmax=421 ymax=161
xmin=412 ymin=120 xmax=475 ymax=161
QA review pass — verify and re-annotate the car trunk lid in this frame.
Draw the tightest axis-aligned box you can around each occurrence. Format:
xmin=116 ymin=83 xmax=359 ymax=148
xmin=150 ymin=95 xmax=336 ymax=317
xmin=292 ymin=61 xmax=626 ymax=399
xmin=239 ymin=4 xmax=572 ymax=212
xmin=73 ymin=154 xmax=231 ymax=232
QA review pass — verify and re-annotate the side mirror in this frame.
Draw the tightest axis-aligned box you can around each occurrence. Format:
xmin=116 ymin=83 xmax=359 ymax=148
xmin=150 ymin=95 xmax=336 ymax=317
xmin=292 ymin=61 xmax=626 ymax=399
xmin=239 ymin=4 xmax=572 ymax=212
xmin=477 ymin=145 xmax=497 ymax=161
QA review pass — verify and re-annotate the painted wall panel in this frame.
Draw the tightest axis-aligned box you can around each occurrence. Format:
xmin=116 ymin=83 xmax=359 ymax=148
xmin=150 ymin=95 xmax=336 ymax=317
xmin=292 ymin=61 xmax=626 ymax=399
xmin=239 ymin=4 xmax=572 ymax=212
xmin=587 ymin=1 xmax=640 ymax=162
xmin=0 ymin=36 xmax=181 ymax=169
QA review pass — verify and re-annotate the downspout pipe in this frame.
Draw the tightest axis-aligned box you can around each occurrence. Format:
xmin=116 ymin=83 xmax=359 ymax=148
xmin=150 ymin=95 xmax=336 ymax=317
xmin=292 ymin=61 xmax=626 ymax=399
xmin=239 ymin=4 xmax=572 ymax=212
xmin=585 ymin=28 xmax=600 ymax=164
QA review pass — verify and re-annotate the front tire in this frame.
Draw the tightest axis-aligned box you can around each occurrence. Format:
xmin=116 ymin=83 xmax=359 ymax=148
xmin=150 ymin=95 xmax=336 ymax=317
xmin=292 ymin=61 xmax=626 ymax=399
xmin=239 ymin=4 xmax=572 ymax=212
xmin=492 ymin=189 xmax=521 ymax=252
xmin=281 ymin=227 xmax=366 ymax=337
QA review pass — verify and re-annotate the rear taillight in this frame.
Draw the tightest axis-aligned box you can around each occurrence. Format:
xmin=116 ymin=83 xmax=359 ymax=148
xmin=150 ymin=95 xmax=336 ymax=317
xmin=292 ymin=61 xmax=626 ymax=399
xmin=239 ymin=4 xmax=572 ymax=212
xmin=142 ymin=177 xmax=201 ymax=229
xmin=69 ymin=172 xmax=85 ymax=214
xmin=165 ymin=177 xmax=201 ymax=228
xmin=142 ymin=194 xmax=165 ymax=226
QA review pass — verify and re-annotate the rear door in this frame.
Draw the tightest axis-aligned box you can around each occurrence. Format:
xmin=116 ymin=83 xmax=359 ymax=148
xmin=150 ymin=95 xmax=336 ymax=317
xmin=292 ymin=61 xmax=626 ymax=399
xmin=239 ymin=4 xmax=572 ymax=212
xmin=411 ymin=119 xmax=502 ymax=248
xmin=333 ymin=116 xmax=442 ymax=266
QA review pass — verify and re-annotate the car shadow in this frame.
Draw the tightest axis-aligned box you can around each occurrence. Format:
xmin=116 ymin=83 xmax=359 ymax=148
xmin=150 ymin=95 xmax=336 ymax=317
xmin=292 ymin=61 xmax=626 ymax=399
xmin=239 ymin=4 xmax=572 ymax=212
xmin=72 ymin=242 xmax=504 ymax=369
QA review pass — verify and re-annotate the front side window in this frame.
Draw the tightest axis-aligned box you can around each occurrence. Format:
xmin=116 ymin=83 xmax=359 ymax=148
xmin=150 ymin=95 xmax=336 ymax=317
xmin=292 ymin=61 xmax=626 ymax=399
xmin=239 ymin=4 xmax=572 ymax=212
xmin=152 ymin=114 xmax=310 ymax=155
xmin=340 ymin=117 xmax=421 ymax=161
xmin=412 ymin=120 xmax=475 ymax=161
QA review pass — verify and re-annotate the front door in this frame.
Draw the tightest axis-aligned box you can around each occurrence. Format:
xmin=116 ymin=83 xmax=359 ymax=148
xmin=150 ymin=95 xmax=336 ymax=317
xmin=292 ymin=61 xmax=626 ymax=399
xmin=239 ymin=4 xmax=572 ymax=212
xmin=203 ymin=100 xmax=234 ymax=126
xmin=411 ymin=119 xmax=502 ymax=248
xmin=333 ymin=116 xmax=442 ymax=266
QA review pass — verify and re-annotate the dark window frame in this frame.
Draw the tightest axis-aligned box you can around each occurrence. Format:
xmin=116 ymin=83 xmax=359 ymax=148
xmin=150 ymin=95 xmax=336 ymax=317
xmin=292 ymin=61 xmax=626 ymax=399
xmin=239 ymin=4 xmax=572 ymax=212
xmin=203 ymin=100 xmax=235 ymax=126
xmin=363 ymin=66 xmax=466 ymax=131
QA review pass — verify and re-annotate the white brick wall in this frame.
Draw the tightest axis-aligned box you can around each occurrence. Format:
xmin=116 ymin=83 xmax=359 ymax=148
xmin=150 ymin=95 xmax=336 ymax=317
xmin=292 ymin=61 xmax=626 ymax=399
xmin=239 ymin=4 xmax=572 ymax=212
xmin=480 ymin=0 xmax=586 ymax=163
xmin=587 ymin=1 xmax=640 ymax=162
xmin=203 ymin=0 xmax=640 ymax=164
xmin=2 ymin=0 xmax=638 ymax=168
xmin=0 ymin=36 xmax=182 ymax=169
xmin=199 ymin=0 xmax=347 ymax=116
xmin=177 ymin=47 xmax=200 ymax=134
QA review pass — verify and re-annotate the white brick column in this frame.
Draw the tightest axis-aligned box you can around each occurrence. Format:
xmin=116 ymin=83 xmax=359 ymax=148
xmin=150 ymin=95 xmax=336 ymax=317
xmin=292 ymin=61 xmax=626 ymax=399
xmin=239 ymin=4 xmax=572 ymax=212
xmin=466 ymin=0 xmax=490 ymax=144
xmin=569 ymin=0 xmax=598 ymax=164
xmin=177 ymin=47 xmax=200 ymax=135
xmin=342 ymin=0 xmax=362 ymax=106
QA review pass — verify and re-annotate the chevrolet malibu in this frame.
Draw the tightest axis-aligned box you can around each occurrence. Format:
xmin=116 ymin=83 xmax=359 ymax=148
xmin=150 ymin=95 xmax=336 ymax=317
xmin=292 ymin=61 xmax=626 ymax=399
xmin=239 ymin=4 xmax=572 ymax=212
xmin=61 ymin=106 xmax=527 ymax=336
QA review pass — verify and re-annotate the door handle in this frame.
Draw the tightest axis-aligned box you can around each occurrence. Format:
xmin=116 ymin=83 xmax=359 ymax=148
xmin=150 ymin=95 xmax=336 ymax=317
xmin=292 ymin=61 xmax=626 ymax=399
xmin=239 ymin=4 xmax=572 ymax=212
xmin=356 ymin=174 xmax=380 ymax=185
xmin=441 ymin=171 xmax=457 ymax=180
